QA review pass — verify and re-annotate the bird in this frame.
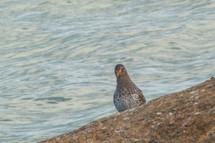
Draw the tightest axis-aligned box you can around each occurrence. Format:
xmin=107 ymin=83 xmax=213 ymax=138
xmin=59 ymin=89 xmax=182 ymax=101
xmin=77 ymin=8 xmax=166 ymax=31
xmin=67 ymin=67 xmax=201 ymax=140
xmin=113 ymin=64 xmax=146 ymax=112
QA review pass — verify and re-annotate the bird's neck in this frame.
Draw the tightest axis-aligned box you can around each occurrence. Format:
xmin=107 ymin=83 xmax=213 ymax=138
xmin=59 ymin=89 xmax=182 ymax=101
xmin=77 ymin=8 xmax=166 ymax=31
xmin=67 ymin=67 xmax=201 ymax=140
xmin=117 ymin=75 xmax=134 ymax=88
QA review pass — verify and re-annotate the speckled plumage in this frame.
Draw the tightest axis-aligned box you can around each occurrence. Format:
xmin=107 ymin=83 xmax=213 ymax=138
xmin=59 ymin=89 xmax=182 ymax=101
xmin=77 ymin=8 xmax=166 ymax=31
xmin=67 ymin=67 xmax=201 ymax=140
xmin=113 ymin=64 xmax=146 ymax=112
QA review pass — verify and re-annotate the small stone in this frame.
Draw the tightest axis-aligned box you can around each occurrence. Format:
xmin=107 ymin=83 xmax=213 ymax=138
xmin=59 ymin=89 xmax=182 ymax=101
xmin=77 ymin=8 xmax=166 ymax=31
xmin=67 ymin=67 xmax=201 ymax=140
xmin=190 ymin=91 xmax=197 ymax=95
xmin=195 ymin=112 xmax=201 ymax=115
xmin=115 ymin=128 xmax=124 ymax=133
xmin=170 ymin=121 xmax=175 ymax=125
xmin=56 ymin=137 xmax=60 ymax=141
xmin=123 ymin=117 xmax=129 ymax=121
xmin=212 ymin=133 xmax=215 ymax=139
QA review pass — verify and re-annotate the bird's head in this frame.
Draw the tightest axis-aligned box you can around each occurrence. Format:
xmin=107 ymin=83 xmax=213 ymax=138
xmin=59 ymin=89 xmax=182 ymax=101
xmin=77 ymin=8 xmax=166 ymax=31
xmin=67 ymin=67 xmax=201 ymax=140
xmin=114 ymin=64 xmax=128 ymax=78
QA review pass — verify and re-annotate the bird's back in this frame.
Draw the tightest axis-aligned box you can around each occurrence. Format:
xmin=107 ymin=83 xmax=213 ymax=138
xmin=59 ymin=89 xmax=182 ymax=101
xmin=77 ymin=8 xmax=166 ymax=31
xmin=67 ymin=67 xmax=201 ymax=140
xmin=114 ymin=82 xmax=146 ymax=112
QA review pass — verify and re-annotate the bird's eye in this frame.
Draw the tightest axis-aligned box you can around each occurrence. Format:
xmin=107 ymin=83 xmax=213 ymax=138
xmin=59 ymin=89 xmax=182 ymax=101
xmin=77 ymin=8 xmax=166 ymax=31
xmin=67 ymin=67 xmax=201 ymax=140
xmin=121 ymin=67 xmax=125 ymax=71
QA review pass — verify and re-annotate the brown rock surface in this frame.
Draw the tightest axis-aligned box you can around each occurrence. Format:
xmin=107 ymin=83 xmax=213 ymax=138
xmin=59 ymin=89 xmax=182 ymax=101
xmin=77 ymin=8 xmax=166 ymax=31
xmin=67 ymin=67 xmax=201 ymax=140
xmin=40 ymin=77 xmax=215 ymax=143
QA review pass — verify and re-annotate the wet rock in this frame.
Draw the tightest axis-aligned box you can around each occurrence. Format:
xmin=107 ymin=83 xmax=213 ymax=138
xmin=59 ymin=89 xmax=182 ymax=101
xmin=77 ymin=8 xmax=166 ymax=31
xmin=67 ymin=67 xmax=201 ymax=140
xmin=39 ymin=77 xmax=215 ymax=143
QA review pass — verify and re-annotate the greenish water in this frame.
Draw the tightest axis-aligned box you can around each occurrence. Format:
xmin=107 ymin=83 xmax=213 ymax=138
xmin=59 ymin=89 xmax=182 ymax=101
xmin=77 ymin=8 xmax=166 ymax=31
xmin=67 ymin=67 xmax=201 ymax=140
xmin=0 ymin=0 xmax=215 ymax=142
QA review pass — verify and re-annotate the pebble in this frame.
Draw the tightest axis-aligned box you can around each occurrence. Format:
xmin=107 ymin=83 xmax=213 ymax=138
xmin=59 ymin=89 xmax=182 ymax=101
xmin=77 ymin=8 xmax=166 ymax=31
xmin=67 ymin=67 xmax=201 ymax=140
xmin=156 ymin=112 xmax=162 ymax=115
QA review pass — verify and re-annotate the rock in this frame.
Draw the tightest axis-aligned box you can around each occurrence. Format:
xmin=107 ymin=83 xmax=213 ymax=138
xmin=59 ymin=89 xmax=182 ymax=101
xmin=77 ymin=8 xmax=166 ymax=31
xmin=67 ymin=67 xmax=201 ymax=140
xmin=39 ymin=77 xmax=215 ymax=143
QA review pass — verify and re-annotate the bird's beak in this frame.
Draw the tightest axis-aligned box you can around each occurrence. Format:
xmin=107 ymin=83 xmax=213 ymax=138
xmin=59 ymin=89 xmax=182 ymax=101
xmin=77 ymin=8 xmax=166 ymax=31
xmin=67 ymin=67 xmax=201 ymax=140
xmin=117 ymin=71 xmax=120 ymax=77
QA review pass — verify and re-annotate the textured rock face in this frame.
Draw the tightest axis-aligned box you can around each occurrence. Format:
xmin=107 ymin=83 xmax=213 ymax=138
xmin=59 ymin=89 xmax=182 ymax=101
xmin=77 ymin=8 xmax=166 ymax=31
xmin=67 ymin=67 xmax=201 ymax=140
xmin=40 ymin=77 xmax=215 ymax=143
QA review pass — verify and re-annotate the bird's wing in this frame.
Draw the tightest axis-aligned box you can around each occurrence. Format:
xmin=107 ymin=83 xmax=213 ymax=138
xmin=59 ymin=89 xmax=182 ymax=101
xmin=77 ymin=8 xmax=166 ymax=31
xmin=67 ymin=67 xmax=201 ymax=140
xmin=131 ymin=88 xmax=146 ymax=104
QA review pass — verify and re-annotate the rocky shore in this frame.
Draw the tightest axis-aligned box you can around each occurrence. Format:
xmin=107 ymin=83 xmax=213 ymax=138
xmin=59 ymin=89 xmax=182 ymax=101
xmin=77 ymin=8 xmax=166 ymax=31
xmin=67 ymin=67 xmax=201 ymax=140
xmin=40 ymin=77 xmax=215 ymax=143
